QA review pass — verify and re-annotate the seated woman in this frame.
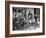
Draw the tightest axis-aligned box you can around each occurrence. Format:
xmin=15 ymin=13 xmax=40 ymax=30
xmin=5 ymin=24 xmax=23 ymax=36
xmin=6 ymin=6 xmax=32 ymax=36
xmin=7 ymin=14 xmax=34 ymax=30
xmin=28 ymin=12 xmax=35 ymax=26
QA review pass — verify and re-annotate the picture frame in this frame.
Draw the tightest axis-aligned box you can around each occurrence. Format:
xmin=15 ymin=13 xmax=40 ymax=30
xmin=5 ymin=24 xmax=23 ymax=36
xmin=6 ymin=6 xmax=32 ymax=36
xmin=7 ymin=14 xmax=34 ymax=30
xmin=5 ymin=1 xmax=45 ymax=37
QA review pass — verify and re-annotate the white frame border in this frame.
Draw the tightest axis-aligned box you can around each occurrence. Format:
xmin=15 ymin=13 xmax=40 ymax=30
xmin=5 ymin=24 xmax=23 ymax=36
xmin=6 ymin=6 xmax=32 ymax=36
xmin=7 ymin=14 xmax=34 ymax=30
xmin=10 ymin=4 xmax=43 ymax=34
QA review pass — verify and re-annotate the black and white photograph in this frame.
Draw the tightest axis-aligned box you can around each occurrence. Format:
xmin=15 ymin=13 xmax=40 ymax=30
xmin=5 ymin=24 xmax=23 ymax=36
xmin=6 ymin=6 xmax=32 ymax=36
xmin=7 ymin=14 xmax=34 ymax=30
xmin=5 ymin=1 xmax=45 ymax=37
xmin=12 ymin=7 xmax=40 ymax=31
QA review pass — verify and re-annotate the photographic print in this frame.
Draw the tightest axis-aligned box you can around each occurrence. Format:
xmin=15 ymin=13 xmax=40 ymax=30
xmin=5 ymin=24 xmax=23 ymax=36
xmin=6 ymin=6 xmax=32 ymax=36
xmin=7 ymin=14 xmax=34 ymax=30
xmin=5 ymin=1 xmax=45 ymax=37
xmin=13 ymin=7 xmax=40 ymax=31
